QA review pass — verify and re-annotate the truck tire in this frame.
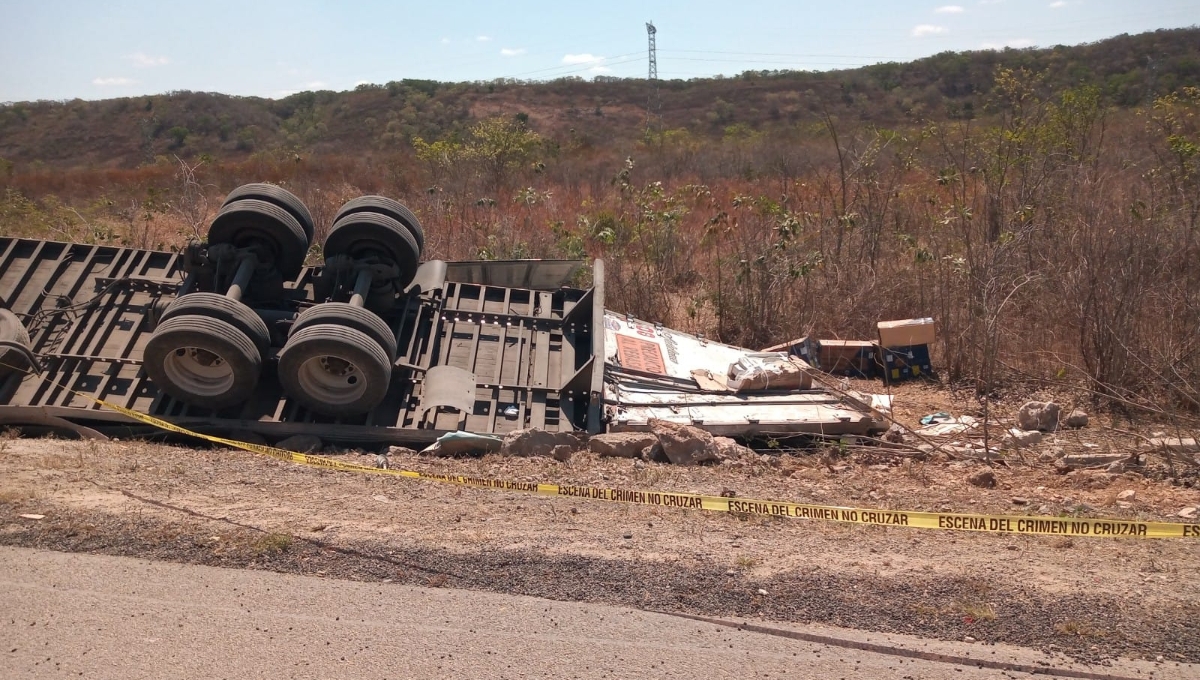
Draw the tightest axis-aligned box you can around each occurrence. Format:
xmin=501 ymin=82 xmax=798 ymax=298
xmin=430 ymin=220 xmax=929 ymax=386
xmin=143 ymin=315 xmax=261 ymax=410
xmin=278 ymin=324 xmax=391 ymax=417
xmin=291 ymin=302 xmax=397 ymax=362
xmin=0 ymin=308 xmax=31 ymax=379
xmin=208 ymin=199 xmax=309 ymax=280
xmin=323 ymin=211 xmax=419 ymax=288
xmin=334 ymin=195 xmax=425 ymax=254
xmin=161 ymin=293 xmax=272 ymax=359
xmin=222 ymin=183 xmax=315 ymax=244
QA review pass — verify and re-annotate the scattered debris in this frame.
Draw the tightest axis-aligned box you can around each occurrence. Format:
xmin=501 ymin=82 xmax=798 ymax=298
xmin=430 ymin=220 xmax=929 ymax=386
xmin=919 ymin=412 xmax=952 ymax=426
xmin=883 ymin=423 xmax=906 ymax=444
xmin=18 ymin=514 xmax=45 ymax=520
xmin=1011 ymin=497 xmax=1029 ymax=505
xmin=967 ymin=470 xmax=997 ymax=488
xmin=1145 ymin=438 xmax=1199 ymax=454
xmin=916 ymin=415 xmax=978 ymax=438
xmin=1117 ymin=490 xmax=1136 ymax=500
xmin=276 ymin=434 xmax=323 ymax=453
xmin=373 ymin=454 xmax=389 ymax=469
xmin=1058 ymin=453 xmax=1131 ymax=470
xmin=726 ymin=353 xmax=813 ymax=392
xmin=1017 ymin=401 xmax=1061 ymax=432
xmin=1064 ymin=409 xmax=1089 ymax=429
xmin=712 ymin=437 xmax=754 ymax=461
xmin=1004 ymin=428 xmax=1043 ymax=448
xmin=420 ymin=431 xmax=503 ymax=457
xmin=648 ymin=418 xmax=721 ymax=466
xmin=1179 ymin=507 xmax=1198 ymax=519
xmin=500 ymin=429 xmax=584 ymax=459
xmin=588 ymin=432 xmax=658 ymax=458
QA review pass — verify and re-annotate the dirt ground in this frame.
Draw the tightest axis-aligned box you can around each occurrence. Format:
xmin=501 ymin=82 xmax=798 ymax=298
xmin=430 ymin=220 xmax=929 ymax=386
xmin=1 ymin=382 xmax=1198 ymax=668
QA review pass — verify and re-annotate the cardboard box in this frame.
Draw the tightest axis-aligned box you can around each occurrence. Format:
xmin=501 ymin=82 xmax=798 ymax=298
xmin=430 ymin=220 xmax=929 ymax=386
xmin=816 ymin=340 xmax=878 ymax=378
xmin=877 ymin=318 xmax=935 ymax=348
xmin=760 ymin=336 xmax=820 ymax=368
xmin=727 ymin=353 xmax=814 ymax=392
xmin=881 ymin=344 xmax=934 ymax=383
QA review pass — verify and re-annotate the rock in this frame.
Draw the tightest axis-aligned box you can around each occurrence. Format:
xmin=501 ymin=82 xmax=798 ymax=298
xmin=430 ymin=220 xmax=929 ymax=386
xmin=757 ymin=589 xmax=769 ymax=596
xmin=622 ymin=532 xmax=633 ymax=539
xmin=1064 ymin=409 xmax=1089 ymax=428
xmin=1017 ymin=401 xmax=1061 ymax=432
xmin=589 ymin=432 xmax=659 ymax=458
xmin=1117 ymin=489 xmax=1136 ymax=500
xmin=1106 ymin=460 xmax=1127 ymax=473
xmin=966 ymin=469 xmax=996 ymax=488
xmin=1145 ymin=438 xmax=1200 ymax=454
xmin=500 ymin=429 xmax=583 ymax=458
xmin=719 ymin=488 xmax=737 ymax=498
xmin=647 ymin=418 xmax=720 ymax=465
xmin=1179 ymin=507 xmax=1198 ymax=519
xmin=550 ymin=444 xmax=573 ymax=462
xmin=713 ymin=436 xmax=755 ymax=461
xmin=1116 ymin=501 xmax=1132 ymax=509
xmin=386 ymin=445 xmax=418 ymax=457
xmin=276 ymin=434 xmax=322 ymax=453
xmin=1037 ymin=452 xmax=1057 ymax=463
xmin=230 ymin=429 xmax=268 ymax=446
xmin=883 ymin=423 xmax=905 ymax=444
xmin=1004 ymin=428 xmax=1043 ymax=448
xmin=1059 ymin=453 xmax=1127 ymax=469
xmin=1037 ymin=504 xmax=1052 ymax=514
xmin=1011 ymin=496 xmax=1029 ymax=505
xmin=641 ymin=442 xmax=668 ymax=463
xmin=632 ymin=459 xmax=646 ymax=470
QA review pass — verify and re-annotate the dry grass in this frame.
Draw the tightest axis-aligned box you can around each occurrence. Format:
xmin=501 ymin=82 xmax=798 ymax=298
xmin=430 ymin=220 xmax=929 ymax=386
xmin=252 ymin=532 xmax=293 ymax=556
xmin=958 ymin=601 xmax=997 ymax=622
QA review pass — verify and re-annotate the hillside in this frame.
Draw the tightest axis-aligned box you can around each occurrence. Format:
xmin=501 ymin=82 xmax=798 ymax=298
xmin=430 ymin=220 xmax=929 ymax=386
xmin=2 ymin=28 xmax=1200 ymax=419
xmin=1 ymin=28 xmax=1198 ymax=169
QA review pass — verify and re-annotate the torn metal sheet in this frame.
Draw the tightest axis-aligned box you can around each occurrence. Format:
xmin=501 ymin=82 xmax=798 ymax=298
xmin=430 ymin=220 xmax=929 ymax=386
xmin=602 ymin=312 xmax=886 ymax=436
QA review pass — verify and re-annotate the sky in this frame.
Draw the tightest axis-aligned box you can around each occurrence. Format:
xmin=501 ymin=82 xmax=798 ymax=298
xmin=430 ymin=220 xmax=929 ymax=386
xmin=1 ymin=0 xmax=1197 ymax=102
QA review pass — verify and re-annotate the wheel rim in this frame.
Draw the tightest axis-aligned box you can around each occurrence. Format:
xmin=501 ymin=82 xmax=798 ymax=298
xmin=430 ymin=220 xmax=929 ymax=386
xmin=296 ymin=354 xmax=369 ymax=406
xmin=162 ymin=347 xmax=236 ymax=397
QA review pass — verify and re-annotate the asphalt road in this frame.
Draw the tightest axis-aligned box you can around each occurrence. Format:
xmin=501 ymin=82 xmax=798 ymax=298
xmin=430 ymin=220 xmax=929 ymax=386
xmin=0 ymin=546 xmax=1186 ymax=679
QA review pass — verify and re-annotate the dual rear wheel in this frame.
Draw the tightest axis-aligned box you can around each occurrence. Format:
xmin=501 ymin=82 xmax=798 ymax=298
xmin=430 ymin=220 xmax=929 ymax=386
xmin=144 ymin=186 xmax=421 ymax=418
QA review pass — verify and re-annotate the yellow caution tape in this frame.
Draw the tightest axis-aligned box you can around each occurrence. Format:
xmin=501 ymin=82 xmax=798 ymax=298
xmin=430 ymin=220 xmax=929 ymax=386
xmin=87 ymin=398 xmax=1199 ymax=539
xmin=1 ymin=356 xmax=1192 ymax=540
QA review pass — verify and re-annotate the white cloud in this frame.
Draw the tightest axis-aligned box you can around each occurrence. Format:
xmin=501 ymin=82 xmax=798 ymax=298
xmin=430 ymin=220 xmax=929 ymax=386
xmin=440 ymin=37 xmax=451 ymax=45
xmin=934 ymin=5 xmax=964 ymax=12
xmin=125 ymin=52 xmax=168 ymax=68
xmin=562 ymin=53 xmax=602 ymax=64
xmin=980 ymin=38 xmax=1034 ymax=49
xmin=304 ymin=81 xmax=328 ymax=89
xmin=354 ymin=80 xmax=372 ymax=87
xmin=92 ymin=77 xmax=136 ymax=86
xmin=1048 ymin=0 xmax=1067 ymax=6
xmin=500 ymin=47 xmax=526 ymax=57
xmin=911 ymin=25 xmax=947 ymax=37
xmin=476 ymin=35 xmax=491 ymax=42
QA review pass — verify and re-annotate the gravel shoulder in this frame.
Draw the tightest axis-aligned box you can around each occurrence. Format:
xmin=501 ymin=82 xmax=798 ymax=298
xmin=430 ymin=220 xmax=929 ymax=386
xmin=1 ymin=429 xmax=1198 ymax=666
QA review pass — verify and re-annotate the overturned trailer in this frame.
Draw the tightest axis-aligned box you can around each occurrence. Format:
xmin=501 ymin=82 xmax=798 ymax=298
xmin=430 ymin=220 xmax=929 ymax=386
xmin=0 ymin=190 xmax=884 ymax=446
